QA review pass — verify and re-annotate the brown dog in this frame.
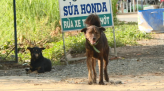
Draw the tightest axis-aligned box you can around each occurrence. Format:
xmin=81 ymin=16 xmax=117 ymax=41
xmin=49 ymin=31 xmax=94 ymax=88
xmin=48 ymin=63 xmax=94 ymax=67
xmin=81 ymin=14 xmax=109 ymax=85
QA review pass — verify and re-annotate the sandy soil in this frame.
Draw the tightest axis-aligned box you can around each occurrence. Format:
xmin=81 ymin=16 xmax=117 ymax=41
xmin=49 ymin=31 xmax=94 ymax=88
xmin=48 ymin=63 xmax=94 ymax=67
xmin=0 ymin=74 xmax=164 ymax=91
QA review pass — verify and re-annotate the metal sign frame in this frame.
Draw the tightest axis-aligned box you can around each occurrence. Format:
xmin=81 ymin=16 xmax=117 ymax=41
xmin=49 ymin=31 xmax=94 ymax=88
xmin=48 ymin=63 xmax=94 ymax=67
xmin=13 ymin=0 xmax=18 ymax=63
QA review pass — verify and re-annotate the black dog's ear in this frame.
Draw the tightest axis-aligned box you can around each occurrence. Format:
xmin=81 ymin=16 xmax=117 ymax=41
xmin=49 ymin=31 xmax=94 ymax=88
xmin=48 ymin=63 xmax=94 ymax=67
xmin=27 ymin=47 xmax=32 ymax=51
xmin=99 ymin=27 xmax=106 ymax=31
xmin=40 ymin=48 xmax=45 ymax=51
xmin=81 ymin=28 xmax=87 ymax=33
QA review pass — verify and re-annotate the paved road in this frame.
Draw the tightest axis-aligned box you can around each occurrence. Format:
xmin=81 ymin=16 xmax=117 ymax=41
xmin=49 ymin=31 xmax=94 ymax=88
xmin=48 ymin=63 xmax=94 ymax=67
xmin=117 ymin=13 xmax=138 ymax=22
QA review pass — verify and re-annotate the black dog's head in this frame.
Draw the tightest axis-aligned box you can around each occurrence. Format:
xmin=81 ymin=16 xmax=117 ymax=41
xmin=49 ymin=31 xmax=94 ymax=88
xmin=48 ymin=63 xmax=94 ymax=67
xmin=81 ymin=25 xmax=105 ymax=45
xmin=27 ymin=47 xmax=45 ymax=60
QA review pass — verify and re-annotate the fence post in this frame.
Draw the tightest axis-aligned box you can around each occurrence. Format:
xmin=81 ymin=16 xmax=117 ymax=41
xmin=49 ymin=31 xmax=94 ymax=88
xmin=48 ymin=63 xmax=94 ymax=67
xmin=123 ymin=1 xmax=124 ymax=13
xmin=133 ymin=0 xmax=135 ymax=12
xmin=121 ymin=1 xmax=123 ymax=13
xmin=141 ymin=0 xmax=143 ymax=10
xmin=126 ymin=0 xmax=128 ymax=13
xmin=130 ymin=2 xmax=131 ymax=12
xmin=137 ymin=0 xmax=138 ymax=11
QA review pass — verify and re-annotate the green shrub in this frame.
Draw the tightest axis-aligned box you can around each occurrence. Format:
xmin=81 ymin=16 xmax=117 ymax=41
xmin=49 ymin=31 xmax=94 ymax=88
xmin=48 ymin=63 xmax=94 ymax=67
xmin=0 ymin=0 xmax=60 ymax=44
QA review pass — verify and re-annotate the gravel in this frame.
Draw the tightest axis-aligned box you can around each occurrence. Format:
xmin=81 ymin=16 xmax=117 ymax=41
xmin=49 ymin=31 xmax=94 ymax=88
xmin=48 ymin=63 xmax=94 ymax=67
xmin=0 ymin=34 xmax=164 ymax=84
xmin=0 ymin=56 xmax=164 ymax=84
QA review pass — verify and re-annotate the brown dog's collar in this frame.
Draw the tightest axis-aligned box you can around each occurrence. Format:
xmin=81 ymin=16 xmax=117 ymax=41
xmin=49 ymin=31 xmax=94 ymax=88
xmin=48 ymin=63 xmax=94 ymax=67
xmin=87 ymin=39 xmax=100 ymax=53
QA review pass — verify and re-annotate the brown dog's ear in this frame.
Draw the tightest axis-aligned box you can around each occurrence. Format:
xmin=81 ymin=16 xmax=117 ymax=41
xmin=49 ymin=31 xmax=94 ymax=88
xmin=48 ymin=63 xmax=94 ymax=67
xmin=81 ymin=28 xmax=87 ymax=33
xmin=99 ymin=27 xmax=106 ymax=31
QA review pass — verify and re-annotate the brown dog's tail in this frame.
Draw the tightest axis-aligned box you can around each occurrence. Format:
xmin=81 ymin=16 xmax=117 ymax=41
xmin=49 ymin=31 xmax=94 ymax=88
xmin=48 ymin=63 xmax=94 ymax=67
xmin=85 ymin=14 xmax=101 ymax=27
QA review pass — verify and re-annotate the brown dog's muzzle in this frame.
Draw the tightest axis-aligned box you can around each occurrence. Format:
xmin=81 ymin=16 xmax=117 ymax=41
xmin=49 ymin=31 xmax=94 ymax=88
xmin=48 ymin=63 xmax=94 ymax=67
xmin=93 ymin=37 xmax=96 ymax=41
xmin=88 ymin=35 xmax=98 ymax=45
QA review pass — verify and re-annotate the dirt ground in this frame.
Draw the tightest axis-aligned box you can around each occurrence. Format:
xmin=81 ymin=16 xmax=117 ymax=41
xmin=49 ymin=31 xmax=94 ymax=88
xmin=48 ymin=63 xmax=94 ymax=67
xmin=0 ymin=74 xmax=164 ymax=91
xmin=1 ymin=34 xmax=164 ymax=91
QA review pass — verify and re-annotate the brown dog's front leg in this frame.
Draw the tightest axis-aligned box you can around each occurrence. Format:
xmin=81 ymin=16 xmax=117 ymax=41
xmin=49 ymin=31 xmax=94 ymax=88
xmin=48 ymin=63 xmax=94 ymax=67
xmin=87 ymin=57 xmax=93 ymax=85
xmin=92 ymin=58 xmax=97 ymax=84
xmin=98 ymin=58 xmax=104 ymax=85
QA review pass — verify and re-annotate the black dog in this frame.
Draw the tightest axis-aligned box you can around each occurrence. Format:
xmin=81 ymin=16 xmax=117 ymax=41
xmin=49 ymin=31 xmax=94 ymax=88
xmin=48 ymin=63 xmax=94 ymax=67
xmin=26 ymin=47 xmax=52 ymax=73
